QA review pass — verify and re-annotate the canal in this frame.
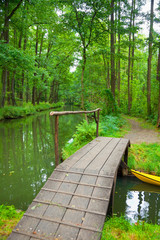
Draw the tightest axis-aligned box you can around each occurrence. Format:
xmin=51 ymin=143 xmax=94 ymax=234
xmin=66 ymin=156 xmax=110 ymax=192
xmin=0 ymin=107 xmax=159 ymax=225
xmin=0 ymin=106 xmax=83 ymax=210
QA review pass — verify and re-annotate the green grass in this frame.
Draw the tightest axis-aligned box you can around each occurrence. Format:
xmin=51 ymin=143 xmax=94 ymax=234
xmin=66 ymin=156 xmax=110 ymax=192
xmin=101 ymin=216 xmax=160 ymax=240
xmin=0 ymin=102 xmax=64 ymax=120
xmin=124 ymin=115 xmax=157 ymax=130
xmin=0 ymin=205 xmax=24 ymax=240
xmin=128 ymin=143 xmax=160 ymax=176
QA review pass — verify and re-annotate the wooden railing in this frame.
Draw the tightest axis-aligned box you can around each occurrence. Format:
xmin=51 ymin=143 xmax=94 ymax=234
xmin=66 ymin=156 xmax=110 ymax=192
xmin=50 ymin=108 xmax=101 ymax=166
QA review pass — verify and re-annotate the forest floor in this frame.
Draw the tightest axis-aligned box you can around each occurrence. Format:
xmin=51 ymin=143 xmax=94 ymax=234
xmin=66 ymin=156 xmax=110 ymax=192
xmin=124 ymin=117 xmax=160 ymax=144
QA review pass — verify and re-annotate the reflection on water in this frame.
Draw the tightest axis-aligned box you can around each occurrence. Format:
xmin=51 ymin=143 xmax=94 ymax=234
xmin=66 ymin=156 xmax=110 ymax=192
xmin=114 ymin=176 xmax=160 ymax=224
xmin=0 ymin=106 xmax=83 ymax=210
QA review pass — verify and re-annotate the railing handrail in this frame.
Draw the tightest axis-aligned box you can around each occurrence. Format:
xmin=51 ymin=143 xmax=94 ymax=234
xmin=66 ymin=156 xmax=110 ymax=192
xmin=50 ymin=108 xmax=101 ymax=167
xmin=50 ymin=108 xmax=101 ymax=116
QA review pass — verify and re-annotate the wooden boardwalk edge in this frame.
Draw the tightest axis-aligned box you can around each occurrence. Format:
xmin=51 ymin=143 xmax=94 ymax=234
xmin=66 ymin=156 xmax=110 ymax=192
xmin=8 ymin=137 xmax=130 ymax=240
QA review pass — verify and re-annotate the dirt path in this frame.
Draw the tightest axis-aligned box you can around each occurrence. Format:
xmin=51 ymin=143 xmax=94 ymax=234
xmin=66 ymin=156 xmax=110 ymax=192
xmin=124 ymin=119 xmax=160 ymax=144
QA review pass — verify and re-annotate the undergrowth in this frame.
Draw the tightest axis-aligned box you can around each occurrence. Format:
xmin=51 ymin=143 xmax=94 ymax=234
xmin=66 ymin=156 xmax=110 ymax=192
xmin=0 ymin=205 xmax=24 ymax=240
xmin=0 ymin=102 xmax=64 ymax=120
xmin=128 ymin=143 xmax=160 ymax=176
xmin=101 ymin=216 xmax=160 ymax=240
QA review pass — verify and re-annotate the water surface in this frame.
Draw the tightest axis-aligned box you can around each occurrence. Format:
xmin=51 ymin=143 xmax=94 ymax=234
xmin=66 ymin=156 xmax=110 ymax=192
xmin=0 ymin=106 xmax=83 ymax=210
xmin=114 ymin=176 xmax=160 ymax=224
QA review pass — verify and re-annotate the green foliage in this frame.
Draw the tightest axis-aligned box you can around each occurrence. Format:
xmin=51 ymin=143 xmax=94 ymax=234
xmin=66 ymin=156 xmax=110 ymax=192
xmin=0 ymin=205 xmax=24 ymax=240
xmin=101 ymin=216 xmax=160 ymax=240
xmin=0 ymin=42 xmax=34 ymax=71
xmin=0 ymin=102 xmax=64 ymax=120
xmin=0 ymin=205 xmax=23 ymax=223
xmin=128 ymin=143 xmax=160 ymax=175
xmin=101 ymin=89 xmax=118 ymax=115
xmin=100 ymin=115 xmax=127 ymax=138
xmin=72 ymin=120 xmax=96 ymax=145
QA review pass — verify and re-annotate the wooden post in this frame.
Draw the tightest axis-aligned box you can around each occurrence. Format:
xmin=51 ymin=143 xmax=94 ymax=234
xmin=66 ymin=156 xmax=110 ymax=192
xmin=107 ymin=170 xmax=118 ymax=217
xmin=96 ymin=110 xmax=100 ymax=137
xmin=55 ymin=115 xmax=59 ymax=167
xmin=124 ymin=147 xmax=128 ymax=165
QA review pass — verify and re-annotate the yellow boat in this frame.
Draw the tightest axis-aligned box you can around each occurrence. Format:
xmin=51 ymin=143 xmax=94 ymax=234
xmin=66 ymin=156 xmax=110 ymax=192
xmin=131 ymin=169 xmax=160 ymax=187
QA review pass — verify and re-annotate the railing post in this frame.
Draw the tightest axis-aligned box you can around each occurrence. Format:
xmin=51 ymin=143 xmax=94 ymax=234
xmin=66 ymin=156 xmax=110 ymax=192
xmin=96 ymin=109 xmax=100 ymax=137
xmin=55 ymin=115 xmax=59 ymax=167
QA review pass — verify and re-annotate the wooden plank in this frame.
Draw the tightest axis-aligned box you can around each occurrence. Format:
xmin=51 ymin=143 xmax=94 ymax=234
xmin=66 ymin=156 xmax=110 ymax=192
xmin=72 ymin=137 xmax=112 ymax=169
xmin=23 ymin=213 xmax=102 ymax=233
xmin=33 ymin=199 xmax=107 ymax=215
xmin=85 ymin=138 xmax=121 ymax=172
xmin=8 ymin=232 xmax=30 ymax=240
xmin=8 ymin=216 xmax=40 ymax=240
xmin=47 ymin=178 xmax=111 ymax=189
xmin=40 ymin=188 xmax=109 ymax=202
xmin=54 ymin=168 xmax=114 ymax=178
xmin=100 ymin=138 xmax=130 ymax=175
xmin=58 ymin=138 xmax=99 ymax=170
xmin=77 ymin=229 xmax=102 ymax=240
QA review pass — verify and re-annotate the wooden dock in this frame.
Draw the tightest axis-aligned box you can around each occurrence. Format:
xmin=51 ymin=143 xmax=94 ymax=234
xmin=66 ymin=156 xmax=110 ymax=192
xmin=8 ymin=136 xmax=130 ymax=240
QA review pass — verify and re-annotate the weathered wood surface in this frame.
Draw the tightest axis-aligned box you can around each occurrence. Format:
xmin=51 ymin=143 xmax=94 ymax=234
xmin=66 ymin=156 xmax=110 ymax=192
xmin=8 ymin=137 xmax=130 ymax=240
xmin=50 ymin=108 xmax=101 ymax=116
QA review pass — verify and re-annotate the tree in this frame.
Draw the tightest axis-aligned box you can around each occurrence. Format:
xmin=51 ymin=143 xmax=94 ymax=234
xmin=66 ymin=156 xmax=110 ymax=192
xmin=62 ymin=0 xmax=107 ymax=109
xmin=157 ymin=41 xmax=160 ymax=127
xmin=0 ymin=0 xmax=23 ymax=107
xmin=147 ymin=0 xmax=154 ymax=116
xmin=110 ymin=0 xmax=116 ymax=97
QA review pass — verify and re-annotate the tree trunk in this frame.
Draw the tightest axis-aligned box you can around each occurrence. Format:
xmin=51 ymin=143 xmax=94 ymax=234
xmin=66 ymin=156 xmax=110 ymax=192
xmin=102 ymin=53 xmax=108 ymax=88
xmin=26 ymin=77 xmax=29 ymax=103
xmin=1 ymin=68 xmax=8 ymax=107
xmin=128 ymin=0 xmax=135 ymax=113
xmin=117 ymin=0 xmax=121 ymax=106
xmin=131 ymin=0 xmax=135 ymax=110
xmin=37 ymin=31 xmax=44 ymax=104
xmin=32 ymin=25 xmax=39 ymax=106
xmin=110 ymin=0 xmax=115 ymax=97
xmin=49 ymin=79 xmax=55 ymax=103
xmin=128 ymin=13 xmax=132 ymax=113
xmin=81 ymin=47 xmax=86 ymax=109
xmin=1 ymin=0 xmax=9 ymax=107
xmin=147 ymin=0 xmax=154 ymax=116
xmin=20 ymin=35 xmax=27 ymax=101
xmin=7 ymin=71 xmax=11 ymax=105
xmin=157 ymin=43 xmax=160 ymax=127
xmin=11 ymin=71 xmax=16 ymax=106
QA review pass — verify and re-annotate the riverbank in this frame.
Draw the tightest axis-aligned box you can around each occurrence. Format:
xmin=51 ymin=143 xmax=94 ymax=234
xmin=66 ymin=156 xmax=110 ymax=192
xmin=101 ymin=216 xmax=160 ymax=240
xmin=0 ymin=205 xmax=24 ymax=240
xmin=0 ymin=102 xmax=64 ymax=120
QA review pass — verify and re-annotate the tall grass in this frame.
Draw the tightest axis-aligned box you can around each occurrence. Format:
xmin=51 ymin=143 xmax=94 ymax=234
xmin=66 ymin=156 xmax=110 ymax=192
xmin=0 ymin=205 xmax=24 ymax=240
xmin=101 ymin=216 xmax=160 ymax=240
xmin=128 ymin=143 xmax=160 ymax=176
